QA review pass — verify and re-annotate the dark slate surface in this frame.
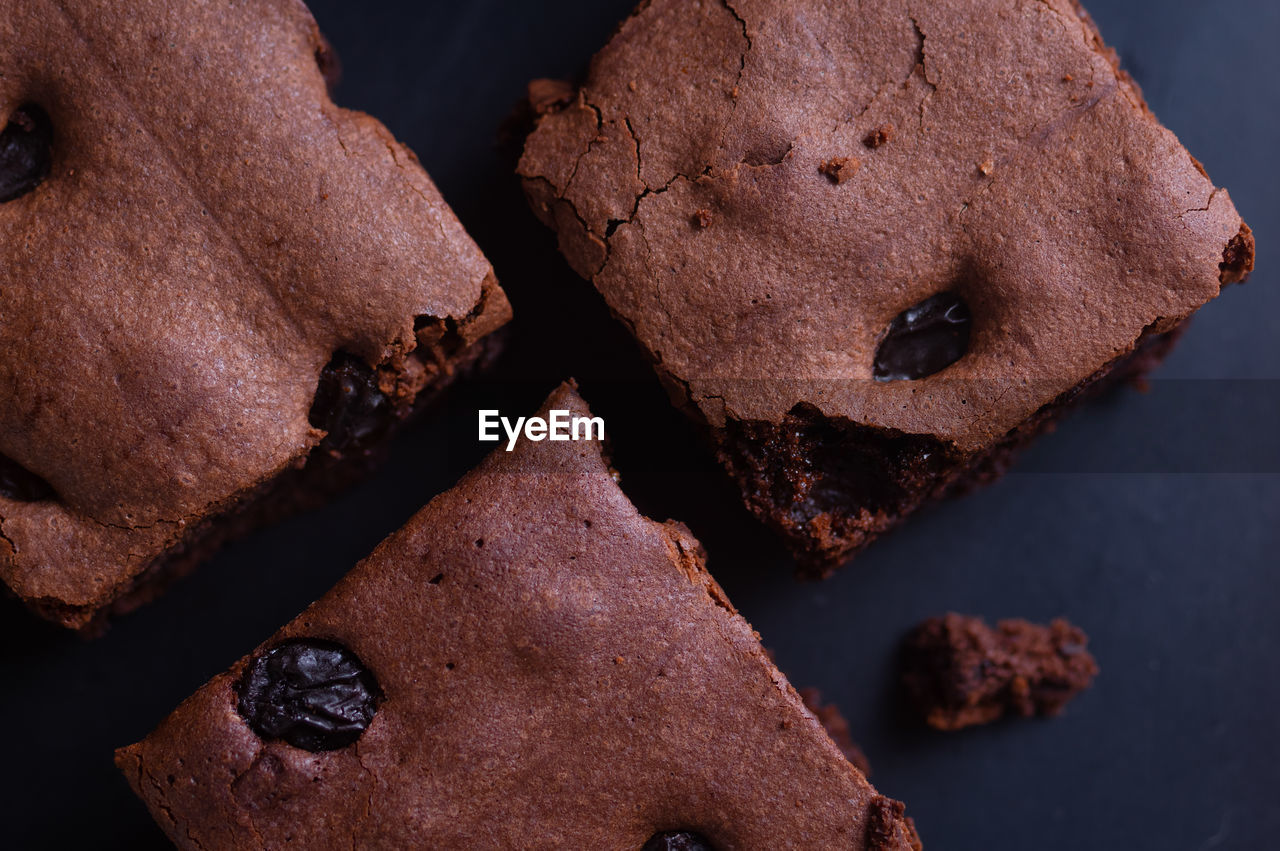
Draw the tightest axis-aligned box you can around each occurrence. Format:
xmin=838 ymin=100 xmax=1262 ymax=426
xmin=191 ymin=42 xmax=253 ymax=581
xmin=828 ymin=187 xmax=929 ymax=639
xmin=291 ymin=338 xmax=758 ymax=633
xmin=3 ymin=1 xmax=1276 ymax=847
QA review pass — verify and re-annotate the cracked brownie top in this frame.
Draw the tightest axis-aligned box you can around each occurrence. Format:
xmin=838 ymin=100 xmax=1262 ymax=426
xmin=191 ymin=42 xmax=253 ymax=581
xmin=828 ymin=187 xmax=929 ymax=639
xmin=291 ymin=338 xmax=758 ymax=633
xmin=0 ymin=0 xmax=509 ymax=624
xmin=117 ymin=384 xmax=920 ymax=850
xmin=520 ymin=0 xmax=1252 ymax=449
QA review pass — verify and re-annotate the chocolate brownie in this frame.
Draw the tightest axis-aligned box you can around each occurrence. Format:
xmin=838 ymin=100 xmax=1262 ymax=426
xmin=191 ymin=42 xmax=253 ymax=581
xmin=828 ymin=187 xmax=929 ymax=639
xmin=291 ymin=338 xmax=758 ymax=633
xmin=902 ymin=613 xmax=1099 ymax=730
xmin=117 ymin=384 xmax=920 ymax=850
xmin=0 ymin=0 xmax=510 ymax=630
xmin=519 ymin=0 xmax=1255 ymax=575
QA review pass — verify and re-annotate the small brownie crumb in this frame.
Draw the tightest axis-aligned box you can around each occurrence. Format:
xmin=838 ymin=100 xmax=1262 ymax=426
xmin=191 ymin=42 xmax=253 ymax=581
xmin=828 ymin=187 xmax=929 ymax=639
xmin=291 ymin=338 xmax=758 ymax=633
xmin=819 ymin=156 xmax=861 ymax=184
xmin=527 ymin=78 xmax=577 ymax=116
xmin=866 ymin=796 xmax=923 ymax=851
xmin=799 ymin=688 xmax=871 ymax=775
xmin=1220 ymin=222 xmax=1256 ymax=284
xmin=902 ymin=613 xmax=1098 ymax=730
xmin=864 ymin=124 xmax=895 ymax=148
xmin=692 ymin=208 xmax=713 ymax=228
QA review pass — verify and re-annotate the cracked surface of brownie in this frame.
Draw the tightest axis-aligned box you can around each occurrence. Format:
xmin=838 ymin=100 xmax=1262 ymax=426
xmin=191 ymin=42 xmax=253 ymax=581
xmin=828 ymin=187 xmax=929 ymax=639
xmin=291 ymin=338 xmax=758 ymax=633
xmin=117 ymin=385 xmax=920 ymax=851
xmin=519 ymin=0 xmax=1254 ymax=572
xmin=0 ymin=0 xmax=511 ymax=629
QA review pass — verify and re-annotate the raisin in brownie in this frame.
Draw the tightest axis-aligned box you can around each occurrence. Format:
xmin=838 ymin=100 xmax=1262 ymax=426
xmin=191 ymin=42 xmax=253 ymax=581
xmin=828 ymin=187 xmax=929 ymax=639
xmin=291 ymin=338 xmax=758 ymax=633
xmin=902 ymin=613 xmax=1099 ymax=730
xmin=0 ymin=0 xmax=510 ymax=630
xmin=519 ymin=0 xmax=1255 ymax=575
xmin=117 ymin=384 xmax=920 ymax=850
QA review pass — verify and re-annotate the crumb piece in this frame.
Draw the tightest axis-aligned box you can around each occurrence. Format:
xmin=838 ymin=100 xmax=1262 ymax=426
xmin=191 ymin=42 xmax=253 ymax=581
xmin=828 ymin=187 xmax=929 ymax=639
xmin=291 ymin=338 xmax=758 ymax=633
xmin=692 ymin=208 xmax=713 ymax=228
xmin=527 ymin=78 xmax=576 ymax=116
xmin=978 ymin=158 xmax=994 ymax=176
xmin=1062 ymin=73 xmax=1074 ymax=82
xmin=1220 ymin=222 xmax=1256 ymax=284
xmin=799 ymin=688 xmax=870 ymax=776
xmin=819 ymin=156 xmax=861 ymax=185
xmin=901 ymin=613 xmax=1098 ymax=731
xmin=865 ymin=796 xmax=924 ymax=851
xmin=628 ymin=80 xmax=638 ymax=92
xmin=730 ymin=85 xmax=740 ymax=99
xmin=864 ymin=124 xmax=895 ymax=148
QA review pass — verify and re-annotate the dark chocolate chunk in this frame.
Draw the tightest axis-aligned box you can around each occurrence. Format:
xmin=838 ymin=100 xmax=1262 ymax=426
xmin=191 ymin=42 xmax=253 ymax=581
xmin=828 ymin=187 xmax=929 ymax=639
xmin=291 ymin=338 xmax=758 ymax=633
xmin=0 ymin=453 xmax=56 ymax=502
xmin=308 ymin=352 xmax=391 ymax=453
xmin=236 ymin=638 xmax=382 ymax=752
xmin=0 ymin=105 xmax=53 ymax=203
xmin=873 ymin=292 xmax=972 ymax=381
xmin=642 ymin=831 xmax=714 ymax=851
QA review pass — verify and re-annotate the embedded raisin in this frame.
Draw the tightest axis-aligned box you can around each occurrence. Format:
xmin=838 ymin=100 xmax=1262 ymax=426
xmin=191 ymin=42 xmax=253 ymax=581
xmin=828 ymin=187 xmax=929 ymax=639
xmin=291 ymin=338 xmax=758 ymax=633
xmin=642 ymin=831 xmax=714 ymax=851
xmin=308 ymin=352 xmax=391 ymax=453
xmin=236 ymin=638 xmax=382 ymax=752
xmin=873 ymin=292 xmax=971 ymax=381
xmin=0 ymin=105 xmax=53 ymax=203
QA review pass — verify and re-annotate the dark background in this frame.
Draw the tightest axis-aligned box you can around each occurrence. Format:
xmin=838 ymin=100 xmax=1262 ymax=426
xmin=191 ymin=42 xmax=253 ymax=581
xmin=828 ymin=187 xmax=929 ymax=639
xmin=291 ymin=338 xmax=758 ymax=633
xmin=3 ymin=0 xmax=1277 ymax=847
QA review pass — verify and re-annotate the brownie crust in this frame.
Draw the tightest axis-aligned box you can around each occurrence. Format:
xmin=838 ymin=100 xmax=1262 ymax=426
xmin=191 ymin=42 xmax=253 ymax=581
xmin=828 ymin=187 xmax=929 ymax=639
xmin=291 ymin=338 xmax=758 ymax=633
xmin=117 ymin=385 xmax=919 ymax=850
xmin=0 ymin=0 xmax=510 ymax=628
xmin=519 ymin=0 xmax=1254 ymax=572
xmin=799 ymin=687 xmax=872 ymax=777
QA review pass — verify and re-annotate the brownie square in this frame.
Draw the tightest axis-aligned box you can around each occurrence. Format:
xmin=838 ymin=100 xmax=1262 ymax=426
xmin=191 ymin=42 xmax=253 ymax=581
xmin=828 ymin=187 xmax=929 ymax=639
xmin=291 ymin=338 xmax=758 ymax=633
xmin=117 ymin=384 xmax=920 ymax=850
xmin=519 ymin=0 xmax=1254 ymax=574
xmin=0 ymin=0 xmax=510 ymax=630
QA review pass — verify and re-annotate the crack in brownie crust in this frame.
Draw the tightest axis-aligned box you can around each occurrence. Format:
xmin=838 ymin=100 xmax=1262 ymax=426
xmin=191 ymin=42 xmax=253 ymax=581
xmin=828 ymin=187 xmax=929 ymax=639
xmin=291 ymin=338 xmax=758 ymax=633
xmin=0 ymin=0 xmax=511 ymax=629
xmin=519 ymin=0 xmax=1255 ymax=572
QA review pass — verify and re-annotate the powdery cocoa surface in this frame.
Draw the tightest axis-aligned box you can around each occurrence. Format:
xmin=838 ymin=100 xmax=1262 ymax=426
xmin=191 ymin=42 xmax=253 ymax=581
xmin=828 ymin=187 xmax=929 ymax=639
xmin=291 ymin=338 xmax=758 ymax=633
xmin=0 ymin=0 xmax=510 ymax=627
xmin=118 ymin=385 xmax=919 ymax=851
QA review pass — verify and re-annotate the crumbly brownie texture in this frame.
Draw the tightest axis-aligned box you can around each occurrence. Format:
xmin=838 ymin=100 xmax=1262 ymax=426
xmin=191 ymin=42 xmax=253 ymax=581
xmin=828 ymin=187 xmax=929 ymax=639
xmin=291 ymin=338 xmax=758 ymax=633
xmin=902 ymin=613 xmax=1099 ymax=730
xmin=0 ymin=0 xmax=510 ymax=630
xmin=519 ymin=0 xmax=1255 ymax=574
xmin=117 ymin=384 xmax=920 ymax=851
xmin=799 ymin=687 xmax=872 ymax=776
